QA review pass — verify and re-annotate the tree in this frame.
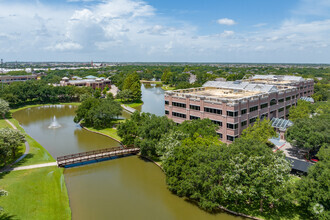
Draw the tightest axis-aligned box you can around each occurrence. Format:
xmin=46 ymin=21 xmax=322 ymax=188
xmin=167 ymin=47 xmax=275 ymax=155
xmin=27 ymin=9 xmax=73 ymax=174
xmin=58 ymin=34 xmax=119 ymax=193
xmin=240 ymin=118 xmax=276 ymax=144
xmin=296 ymin=145 xmax=330 ymax=219
xmin=117 ymin=112 xmax=175 ymax=156
xmin=74 ymin=97 xmax=122 ymax=128
xmin=0 ymin=99 xmax=10 ymax=116
xmin=289 ymin=100 xmax=312 ymax=122
xmin=122 ymin=72 xmax=142 ymax=101
xmin=156 ymin=130 xmax=188 ymax=161
xmin=0 ymin=128 xmax=25 ymax=163
xmin=162 ymin=135 xmax=292 ymax=212
xmin=178 ymin=118 xmax=218 ymax=138
xmin=286 ymin=116 xmax=329 ymax=152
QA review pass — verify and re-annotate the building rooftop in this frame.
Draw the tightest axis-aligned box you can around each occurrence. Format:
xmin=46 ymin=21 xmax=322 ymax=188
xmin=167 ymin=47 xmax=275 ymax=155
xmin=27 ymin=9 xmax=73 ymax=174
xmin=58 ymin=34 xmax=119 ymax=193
xmin=247 ymin=74 xmax=313 ymax=85
xmin=203 ymin=81 xmax=278 ymax=93
xmin=190 ymin=88 xmax=262 ymax=99
xmin=166 ymin=80 xmax=296 ymax=104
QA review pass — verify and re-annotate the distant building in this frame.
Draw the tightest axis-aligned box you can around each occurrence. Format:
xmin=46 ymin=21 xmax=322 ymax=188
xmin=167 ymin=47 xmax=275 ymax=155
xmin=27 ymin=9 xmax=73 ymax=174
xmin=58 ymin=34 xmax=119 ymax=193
xmin=60 ymin=76 xmax=111 ymax=90
xmin=165 ymin=75 xmax=314 ymax=144
xmin=0 ymin=74 xmax=38 ymax=84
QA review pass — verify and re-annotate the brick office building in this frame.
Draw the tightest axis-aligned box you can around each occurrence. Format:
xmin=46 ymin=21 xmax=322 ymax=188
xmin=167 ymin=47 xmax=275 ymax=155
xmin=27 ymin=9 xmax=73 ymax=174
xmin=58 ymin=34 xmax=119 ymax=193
xmin=164 ymin=76 xmax=314 ymax=143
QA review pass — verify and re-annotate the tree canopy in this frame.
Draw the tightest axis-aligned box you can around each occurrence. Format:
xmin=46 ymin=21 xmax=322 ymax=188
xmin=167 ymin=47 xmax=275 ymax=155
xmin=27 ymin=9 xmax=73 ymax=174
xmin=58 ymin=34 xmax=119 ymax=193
xmin=74 ymin=97 xmax=122 ymax=129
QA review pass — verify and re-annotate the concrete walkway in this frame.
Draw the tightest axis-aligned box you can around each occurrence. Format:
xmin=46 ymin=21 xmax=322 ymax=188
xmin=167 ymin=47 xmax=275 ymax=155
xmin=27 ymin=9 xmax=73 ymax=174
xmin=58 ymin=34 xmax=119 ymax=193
xmin=121 ymin=104 xmax=137 ymax=113
xmin=2 ymin=115 xmax=30 ymax=168
xmin=0 ymin=162 xmax=57 ymax=173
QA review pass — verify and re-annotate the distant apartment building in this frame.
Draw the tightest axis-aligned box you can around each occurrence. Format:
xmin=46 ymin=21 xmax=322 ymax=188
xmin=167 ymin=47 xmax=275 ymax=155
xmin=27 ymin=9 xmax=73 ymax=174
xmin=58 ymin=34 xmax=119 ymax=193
xmin=165 ymin=75 xmax=314 ymax=143
xmin=0 ymin=74 xmax=38 ymax=84
xmin=60 ymin=75 xmax=111 ymax=90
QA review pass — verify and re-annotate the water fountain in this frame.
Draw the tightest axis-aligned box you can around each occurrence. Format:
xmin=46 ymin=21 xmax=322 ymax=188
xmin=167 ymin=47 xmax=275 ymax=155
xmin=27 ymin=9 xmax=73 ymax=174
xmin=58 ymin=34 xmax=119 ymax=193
xmin=48 ymin=116 xmax=61 ymax=129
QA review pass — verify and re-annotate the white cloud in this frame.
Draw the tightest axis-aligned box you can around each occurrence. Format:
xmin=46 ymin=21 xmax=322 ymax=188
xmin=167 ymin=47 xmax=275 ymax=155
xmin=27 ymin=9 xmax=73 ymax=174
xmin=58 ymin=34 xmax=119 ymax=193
xmin=220 ymin=30 xmax=234 ymax=37
xmin=47 ymin=42 xmax=83 ymax=51
xmin=217 ymin=18 xmax=237 ymax=26
xmin=0 ymin=0 xmax=329 ymax=63
xmin=253 ymin=23 xmax=267 ymax=28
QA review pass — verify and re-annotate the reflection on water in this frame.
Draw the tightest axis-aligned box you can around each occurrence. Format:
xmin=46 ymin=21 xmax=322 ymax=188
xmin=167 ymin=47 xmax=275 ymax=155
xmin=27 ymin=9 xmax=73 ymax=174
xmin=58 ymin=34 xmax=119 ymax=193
xmin=13 ymin=105 xmax=121 ymax=157
xmin=13 ymin=104 xmax=241 ymax=220
xmin=136 ymin=83 xmax=165 ymax=116
xmin=65 ymin=156 xmax=241 ymax=220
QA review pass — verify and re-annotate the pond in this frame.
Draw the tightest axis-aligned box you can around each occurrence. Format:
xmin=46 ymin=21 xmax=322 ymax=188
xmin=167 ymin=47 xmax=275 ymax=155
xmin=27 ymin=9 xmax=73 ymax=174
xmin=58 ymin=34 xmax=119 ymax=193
xmin=12 ymin=92 xmax=242 ymax=219
xmin=135 ymin=83 xmax=165 ymax=116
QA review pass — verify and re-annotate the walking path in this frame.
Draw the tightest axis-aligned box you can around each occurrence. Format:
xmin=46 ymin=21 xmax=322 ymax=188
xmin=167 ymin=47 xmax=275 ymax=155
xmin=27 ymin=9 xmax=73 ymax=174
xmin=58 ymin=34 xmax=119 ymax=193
xmin=121 ymin=104 xmax=137 ymax=113
xmin=0 ymin=162 xmax=57 ymax=173
xmin=2 ymin=115 xmax=30 ymax=169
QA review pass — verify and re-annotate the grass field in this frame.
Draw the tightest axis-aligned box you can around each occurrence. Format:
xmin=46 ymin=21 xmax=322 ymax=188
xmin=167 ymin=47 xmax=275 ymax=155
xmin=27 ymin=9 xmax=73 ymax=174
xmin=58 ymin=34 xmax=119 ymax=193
xmin=161 ymin=85 xmax=176 ymax=90
xmin=0 ymin=167 xmax=71 ymax=220
xmin=10 ymin=102 xmax=81 ymax=114
xmin=115 ymin=99 xmax=143 ymax=108
xmin=0 ymin=117 xmax=55 ymax=168
xmin=85 ymin=126 xmax=122 ymax=142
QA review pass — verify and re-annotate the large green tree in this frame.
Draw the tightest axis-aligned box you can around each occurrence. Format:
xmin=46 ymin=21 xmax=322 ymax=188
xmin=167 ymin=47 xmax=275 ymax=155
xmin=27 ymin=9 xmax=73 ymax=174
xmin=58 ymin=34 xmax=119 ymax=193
xmin=74 ymin=97 xmax=122 ymax=128
xmin=0 ymin=99 xmax=10 ymax=116
xmin=289 ymin=100 xmax=312 ymax=122
xmin=240 ymin=118 xmax=276 ymax=144
xmin=296 ymin=145 xmax=330 ymax=219
xmin=286 ymin=116 xmax=329 ymax=151
xmin=0 ymin=128 xmax=25 ymax=163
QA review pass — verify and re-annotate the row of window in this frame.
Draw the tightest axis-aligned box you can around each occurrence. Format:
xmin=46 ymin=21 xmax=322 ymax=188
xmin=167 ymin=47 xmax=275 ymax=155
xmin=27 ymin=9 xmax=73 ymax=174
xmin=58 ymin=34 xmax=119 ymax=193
xmin=190 ymin=105 xmax=200 ymax=111
xmin=204 ymin=107 xmax=222 ymax=115
xmin=227 ymin=111 xmax=238 ymax=117
xmin=172 ymin=102 xmax=186 ymax=108
xmin=172 ymin=112 xmax=186 ymax=118
xmin=190 ymin=115 xmax=200 ymax=120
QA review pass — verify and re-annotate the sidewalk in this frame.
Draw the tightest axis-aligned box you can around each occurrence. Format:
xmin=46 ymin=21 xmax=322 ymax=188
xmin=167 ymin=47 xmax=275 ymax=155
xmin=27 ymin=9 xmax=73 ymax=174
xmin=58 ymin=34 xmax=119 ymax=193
xmin=0 ymin=162 xmax=57 ymax=173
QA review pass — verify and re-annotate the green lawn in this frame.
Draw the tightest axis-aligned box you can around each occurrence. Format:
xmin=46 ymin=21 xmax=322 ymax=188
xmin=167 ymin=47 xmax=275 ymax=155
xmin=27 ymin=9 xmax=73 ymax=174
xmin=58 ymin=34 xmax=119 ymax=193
xmin=161 ymin=85 xmax=176 ymax=90
xmin=115 ymin=99 xmax=143 ymax=108
xmin=140 ymin=80 xmax=163 ymax=84
xmin=10 ymin=102 xmax=81 ymax=113
xmin=85 ymin=126 xmax=122 ymax=142
xmin=0 ymin=167 xmax=71 ymax=220
xmin=0 ymin=117 xmax=55 ymax=167
xmin=0 ymin=118 xmax=26 ymax=168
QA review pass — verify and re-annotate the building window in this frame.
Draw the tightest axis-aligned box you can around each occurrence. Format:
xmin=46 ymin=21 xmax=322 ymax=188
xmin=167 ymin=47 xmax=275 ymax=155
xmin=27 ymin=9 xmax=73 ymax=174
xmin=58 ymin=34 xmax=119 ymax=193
xmin=249 ymin=106 xmax=258 ymax=112
xmin=241 ymin=109 xmax=247 ymax=115
xmin=270 ymin=99 xmax=277 ymax=106
xmin=190 ymin=115 xmax=200 ymax=120
xmin=249 ymin=117 xmax=257 ymax=123
xmin=226 ymin=111 xmax=238 ymax=117
xmin=165 ymin=110 xmax=169 ymax=115
xmin=211 ymin=120 xmax=222 ymax=126
xmin=204 ymin=107 xmax=222 ymax=115
xmin=190 ymin=105 xmax=200 ymax=111
xmin=286 ymin=96 xmax=291 ymax=101
xmin=227 ymin=135 xmax=238 ymax=142
xmin=165 ymin=101 xmax=169 ymax=105
xmin=292 ymin=96 xmax=295 ymax=99
xmin=278 ymin=107 xmax=284 ymax=112
xmin=217 ymin=133 xmax=223 ymax=139
xmin=261 ymin=103 xmax=268 ymax=109
xmin=241 ymin=120 xmax=247 ymax=127
xmin=227 ymin=123 xmax=238 ymax=130
xmin=286 ymin=105 xmax=291 ymax=110
xmin=172 ymin=102 xmax=186 ymax=108
xmin=278 ymin=98 xmax=284 ymax=103
xmin=172 ymin=112 xmax=186 ymax=118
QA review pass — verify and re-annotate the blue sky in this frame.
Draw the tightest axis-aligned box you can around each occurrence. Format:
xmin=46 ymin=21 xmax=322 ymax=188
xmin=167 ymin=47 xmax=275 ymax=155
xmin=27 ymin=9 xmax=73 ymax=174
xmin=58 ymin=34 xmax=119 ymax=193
xmin=0 ymin=0 xmax=329 ymax=63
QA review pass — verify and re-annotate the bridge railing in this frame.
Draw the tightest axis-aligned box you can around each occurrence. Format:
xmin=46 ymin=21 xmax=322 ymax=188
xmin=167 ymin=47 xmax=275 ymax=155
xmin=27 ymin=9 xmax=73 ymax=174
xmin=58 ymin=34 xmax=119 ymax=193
xmin=57 ymin=145 xmax=137 ymax=162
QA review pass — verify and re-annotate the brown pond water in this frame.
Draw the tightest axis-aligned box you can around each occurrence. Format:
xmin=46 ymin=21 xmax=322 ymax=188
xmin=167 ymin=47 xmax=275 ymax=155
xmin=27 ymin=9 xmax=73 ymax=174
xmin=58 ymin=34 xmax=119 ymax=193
xmin=13 ymin=104 xmax=242 ymax=220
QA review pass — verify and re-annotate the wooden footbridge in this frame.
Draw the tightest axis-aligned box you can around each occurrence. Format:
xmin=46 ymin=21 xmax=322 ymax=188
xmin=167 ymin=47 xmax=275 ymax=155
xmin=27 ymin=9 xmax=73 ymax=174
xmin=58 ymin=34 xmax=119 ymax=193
xmin=57 ymin=146 xmax=140 ymax=168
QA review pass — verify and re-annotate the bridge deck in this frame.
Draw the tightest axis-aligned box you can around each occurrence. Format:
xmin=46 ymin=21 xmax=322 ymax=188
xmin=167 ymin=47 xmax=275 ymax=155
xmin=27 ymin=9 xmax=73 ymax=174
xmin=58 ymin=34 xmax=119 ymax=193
xmin=57 ymin=146 xmax=140 ymax=167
